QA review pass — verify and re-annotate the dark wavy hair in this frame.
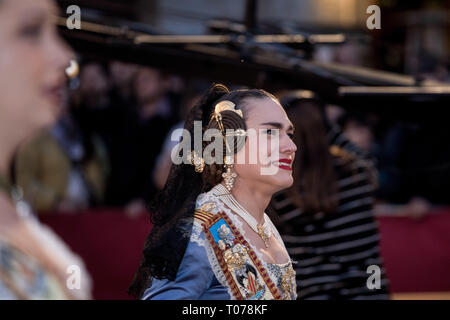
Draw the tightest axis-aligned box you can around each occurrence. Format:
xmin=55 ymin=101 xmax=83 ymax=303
xmin=128 ymin=83 xmax=277 ymax=298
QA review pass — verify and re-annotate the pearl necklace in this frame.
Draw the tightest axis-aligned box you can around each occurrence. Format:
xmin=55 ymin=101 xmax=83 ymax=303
xmin=0 ymin=176 xmax=33 ymax=219
xmin=213 ymin=184 xmax=272 ymax=248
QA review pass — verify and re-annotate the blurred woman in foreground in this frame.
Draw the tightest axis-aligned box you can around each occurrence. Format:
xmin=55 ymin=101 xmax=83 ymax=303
xmin=0 ymin=0 xmax=91 ymax=299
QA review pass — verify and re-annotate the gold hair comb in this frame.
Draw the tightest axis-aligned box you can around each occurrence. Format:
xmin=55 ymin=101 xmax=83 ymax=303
xmin=211 ymin=100 xmax=246 ymax=154
xmin=214 ymin=101 xmax=243 ymax=118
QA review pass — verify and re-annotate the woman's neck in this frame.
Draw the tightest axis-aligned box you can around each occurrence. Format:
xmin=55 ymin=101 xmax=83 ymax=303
xmin=0 ymin=136 xmax=20 ymax=223
xmin=226 ymin=178 xmax=271 ymax=225
xmin=0 ymin=141 xmax=14 ymax=182
xmin=0 ymin=125 xmax=28 ymax=180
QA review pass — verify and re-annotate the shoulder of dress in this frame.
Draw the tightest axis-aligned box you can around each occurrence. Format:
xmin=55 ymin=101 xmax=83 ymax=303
xmin=195 ymin=190 xmax=221 ymax=213
xmin=194 ymin=202 xmax=218 ymax=225
xmin=0 ymin=235 xmax=18 ymax=259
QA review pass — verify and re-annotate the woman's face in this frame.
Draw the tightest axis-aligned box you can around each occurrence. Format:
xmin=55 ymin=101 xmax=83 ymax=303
xmin=0 ymin=0 xmax=72 ymax=139
xmin=234 ymin=97 xmax=297 ymax=194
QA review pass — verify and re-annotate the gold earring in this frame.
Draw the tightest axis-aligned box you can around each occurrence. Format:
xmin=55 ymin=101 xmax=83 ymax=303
xmin=222 ymin=156 xmax=237 ymax=191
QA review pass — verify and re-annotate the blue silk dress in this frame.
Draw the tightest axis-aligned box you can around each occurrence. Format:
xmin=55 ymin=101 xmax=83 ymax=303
xmin=142 ymin=230 xmax=230 ymax=300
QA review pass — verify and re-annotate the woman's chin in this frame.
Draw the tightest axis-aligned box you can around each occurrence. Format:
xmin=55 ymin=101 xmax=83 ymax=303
xmin=40 ymin=101 xmax=62 ymax=126
xmin=29 ymin=110 xmax=59 ymax=138
xmin=280 ymin=176 xmax=294 ymax=189
xmin=266 ymin=174 xmax=294 ymax=193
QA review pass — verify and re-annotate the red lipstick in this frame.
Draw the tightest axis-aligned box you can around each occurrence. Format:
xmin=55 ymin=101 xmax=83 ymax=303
xmin=275 ymin=158 xmax=292 ymax=171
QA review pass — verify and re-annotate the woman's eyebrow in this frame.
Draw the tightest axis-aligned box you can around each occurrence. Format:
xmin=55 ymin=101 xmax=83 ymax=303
xmin=261 ymin=122 xmax=282 ymax=129
xmin=20 ymin=8 xmax=47 ymax=24
xmin=261 ymin=122 xmax=294 ymax=131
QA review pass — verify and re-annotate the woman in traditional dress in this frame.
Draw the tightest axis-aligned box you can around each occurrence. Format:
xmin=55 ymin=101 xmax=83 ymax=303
xmin=0 ymin=0 xmax=91 ymax=299
xmin=129 ymin=84 xmax=297 ymax=300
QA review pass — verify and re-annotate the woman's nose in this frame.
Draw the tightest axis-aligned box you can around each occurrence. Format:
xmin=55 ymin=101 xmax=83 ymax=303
xmin=281 ymin=134 xmax=297 ymax=155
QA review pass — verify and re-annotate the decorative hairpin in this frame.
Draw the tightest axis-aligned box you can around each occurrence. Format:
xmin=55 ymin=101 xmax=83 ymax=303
xmin=211 ymin=100 xmax=246 ymax=153
xmin=187 ymin=150 xmax=205 ymax=173
xmin=212 ymin=100 xmax=244 ymax=132
xmin=214 ymin=100 xmax=243 ymax=118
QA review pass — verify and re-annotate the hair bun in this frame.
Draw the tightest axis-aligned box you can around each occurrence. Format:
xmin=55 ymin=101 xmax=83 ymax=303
xmin=182 ymin=83 xmax=229 ymax=134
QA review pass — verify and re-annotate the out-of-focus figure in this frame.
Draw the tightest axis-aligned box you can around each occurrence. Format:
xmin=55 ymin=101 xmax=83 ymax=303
xmin=270 ymin=92 xmax=390 ymax=300
xmin=110 ymin=66 xmax=174 ymax=214
xmin=15 ymin=61 xmax=110 ymax=213
xmin=339 ymin=112 xmax=377 ymax=154
xmin=15 ymin=109 xmax=109 ymax=214
xmin=69 ymin=60 xmax=139 ymax=207
xmin=109 ymin=60 xmax=139 ymax=103
xmin=338 ymin=112 xmax=433 ymax=220
xmin=0 ymin=0 xmax=91 ymax=299
xmin=153 ymin=79 xmax=209 ymax=191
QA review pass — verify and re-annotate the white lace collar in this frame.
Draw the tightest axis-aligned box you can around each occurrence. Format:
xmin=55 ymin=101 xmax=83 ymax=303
xmin=192 ymin=185 xmax=297 ymax=299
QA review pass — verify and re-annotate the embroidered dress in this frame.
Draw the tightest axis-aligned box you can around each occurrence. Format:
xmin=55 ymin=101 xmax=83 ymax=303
xmin=0 ymin=206 xmax=92 ymax=300
xmin=0 ymin=237 xmax=69 ymax=299
xmin=143 ymin=185 xmax=297 ymax=300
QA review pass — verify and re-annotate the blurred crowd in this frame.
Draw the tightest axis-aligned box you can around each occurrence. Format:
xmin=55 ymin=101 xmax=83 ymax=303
xmin=13 ymin=60 xmax=208 ymax=215
xmin=11 ymin=55 xmax=450 ymax=219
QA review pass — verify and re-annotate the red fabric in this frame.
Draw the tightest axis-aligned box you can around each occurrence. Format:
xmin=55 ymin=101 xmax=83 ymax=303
xmin=40 ymin=208 xmax=450 ymax=299
xmin=40 ymin=209 xmax=152 ymax=300
xmin=377 ymin=208 xmax=450 ymax=293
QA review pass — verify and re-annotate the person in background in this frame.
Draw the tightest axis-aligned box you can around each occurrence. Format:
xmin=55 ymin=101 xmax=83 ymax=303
xmin=135 ymin=66 xmax=174 ymax=122
xmin=0 ymin=0 xmax=91 ymax=299
xmin=14 ymin=62 xmax=110 ymax=213
xmin=99 ymin=60 xmax=139 ymax=155
xmin=153 ymin=79 xmax=210 ymax=191
xmin=269 ymin=91 xmax=389 ymax=300
xmin=109 ymin=60 xmax=139 ymax=104
xmin=69 ymin=60 xmax=139 ymax=208
xmin=72 ymin=61 xmax=111 ymax=111
xmin=338 ymin=113 xmax=432 ymax=219
xmin=338 ymin=112 xmax=378 ymax=154
xmin=111 ymin=67 xmax=174 ymax=215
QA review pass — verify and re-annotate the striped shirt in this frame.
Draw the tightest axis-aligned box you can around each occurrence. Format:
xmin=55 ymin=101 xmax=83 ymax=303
xmin=271 ymin=127 xmax=389 ymax=300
